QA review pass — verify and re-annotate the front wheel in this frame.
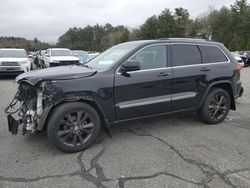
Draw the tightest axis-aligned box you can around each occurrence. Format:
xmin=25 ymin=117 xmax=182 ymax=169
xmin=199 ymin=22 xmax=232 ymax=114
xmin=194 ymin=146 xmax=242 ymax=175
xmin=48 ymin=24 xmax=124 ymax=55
xmin=198 ymin=88 xmax=230 ymax=124
xmin=47 ymin=102 xmax=101 ymax=152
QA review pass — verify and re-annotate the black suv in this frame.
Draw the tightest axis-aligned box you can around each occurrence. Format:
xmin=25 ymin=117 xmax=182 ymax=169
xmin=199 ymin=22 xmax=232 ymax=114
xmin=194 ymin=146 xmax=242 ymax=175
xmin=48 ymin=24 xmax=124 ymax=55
xmin=6 ymin=38 xmax=243 ymax=152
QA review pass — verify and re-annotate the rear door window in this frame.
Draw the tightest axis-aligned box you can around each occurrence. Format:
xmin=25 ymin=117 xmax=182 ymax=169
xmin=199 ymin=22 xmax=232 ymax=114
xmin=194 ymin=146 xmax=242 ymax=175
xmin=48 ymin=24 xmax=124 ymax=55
xmin=199 ymin=46 xmax=228 ymax=63
xmin=172 ymin=44 xmax=202 ymax=66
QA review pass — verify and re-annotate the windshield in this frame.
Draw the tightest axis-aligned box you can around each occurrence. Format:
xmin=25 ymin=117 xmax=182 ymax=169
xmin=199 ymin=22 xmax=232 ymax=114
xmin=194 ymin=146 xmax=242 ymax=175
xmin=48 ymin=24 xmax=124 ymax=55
xmin=0 ymin=49 xmax=27 ymax=58
xmin=51 ymin=49 xmax=73 ymax=57
xmin=86 ymin=43 xmax=139 ymax=71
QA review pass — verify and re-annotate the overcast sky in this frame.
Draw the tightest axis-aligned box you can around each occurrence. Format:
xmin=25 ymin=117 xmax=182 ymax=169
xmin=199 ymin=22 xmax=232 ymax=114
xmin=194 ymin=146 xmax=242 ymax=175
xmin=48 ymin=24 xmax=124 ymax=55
xmin=0 ymin=0 xmax=236 ymax=42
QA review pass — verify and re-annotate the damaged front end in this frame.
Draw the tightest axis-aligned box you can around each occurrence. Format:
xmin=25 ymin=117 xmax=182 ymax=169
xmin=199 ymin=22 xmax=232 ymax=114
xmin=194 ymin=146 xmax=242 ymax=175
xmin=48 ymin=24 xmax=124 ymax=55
xmin=5 ymin=65 xmax=97 ymax=135
xmin=5 ymin=82 xmax=44 ymax=135
xmin=5 ymin=81 xmax=63 ymax=135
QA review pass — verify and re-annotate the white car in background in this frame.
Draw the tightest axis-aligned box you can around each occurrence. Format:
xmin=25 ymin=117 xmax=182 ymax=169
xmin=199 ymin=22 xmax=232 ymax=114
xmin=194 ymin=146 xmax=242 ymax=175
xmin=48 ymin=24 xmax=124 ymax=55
xmin=44 ymin=48 xmax=80 ymax=67
xmin=231 ymin=52 xmax=244 ymax=67
xmin=0 ymin=48 xmax=31 ymax=76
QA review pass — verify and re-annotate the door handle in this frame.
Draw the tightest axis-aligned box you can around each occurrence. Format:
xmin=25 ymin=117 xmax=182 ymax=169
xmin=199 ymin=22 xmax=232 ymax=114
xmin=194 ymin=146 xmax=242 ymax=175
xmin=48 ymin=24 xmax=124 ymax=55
xmin=200 ymin=68 xmax=211 ymax=72
xmin=157 ymin=72 xmax=170 ymax=77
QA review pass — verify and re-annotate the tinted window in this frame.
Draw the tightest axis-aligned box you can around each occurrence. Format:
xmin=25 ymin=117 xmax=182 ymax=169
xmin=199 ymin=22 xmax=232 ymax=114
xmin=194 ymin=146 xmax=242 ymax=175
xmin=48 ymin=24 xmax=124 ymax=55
xmin=131 ymin=45 xmax=167 ymax=70
xmin=172 ymin=44 xmax=201 ymax=66
xmin=0 ymin=50 xmax=27 ymax=58
xmin=199 ymin=46 xmax=228 ymax=63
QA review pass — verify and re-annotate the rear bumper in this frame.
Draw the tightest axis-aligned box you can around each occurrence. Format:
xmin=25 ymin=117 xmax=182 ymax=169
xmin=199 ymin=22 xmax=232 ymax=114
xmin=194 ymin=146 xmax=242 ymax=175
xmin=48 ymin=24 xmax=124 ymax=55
xmin=235 ymin=86 xmax=244 ymax=99
xmin=239 ymin=87 xmax=244 ymax=97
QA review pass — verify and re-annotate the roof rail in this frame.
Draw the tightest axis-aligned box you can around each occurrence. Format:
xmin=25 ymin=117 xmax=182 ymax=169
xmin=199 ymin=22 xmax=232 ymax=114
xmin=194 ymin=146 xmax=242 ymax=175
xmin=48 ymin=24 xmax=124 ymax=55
xmin=168 ymin=38 xmax=207 ymax=41
xmin=158 ymin=38 xmax=169 ymax=40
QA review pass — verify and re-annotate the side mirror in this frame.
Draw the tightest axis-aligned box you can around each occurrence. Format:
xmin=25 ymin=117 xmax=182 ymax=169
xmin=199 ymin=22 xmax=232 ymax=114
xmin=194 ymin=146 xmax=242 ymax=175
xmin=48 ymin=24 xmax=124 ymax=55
xmin=120 ymin=60 xmax=140 ymax=74
xmin=45 ymin=53 xmax=49 ymax=57
xmin=28 ymin=54 xmax=33 ymax=58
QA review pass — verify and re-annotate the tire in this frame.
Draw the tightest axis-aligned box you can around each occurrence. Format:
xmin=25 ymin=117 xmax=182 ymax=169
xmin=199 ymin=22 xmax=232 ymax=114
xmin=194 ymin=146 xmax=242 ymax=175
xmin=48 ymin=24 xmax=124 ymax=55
xmin=47 ymin=102 xmax=101 ymax=152
xmin=198 ymin=88 xmax=230 ymax=124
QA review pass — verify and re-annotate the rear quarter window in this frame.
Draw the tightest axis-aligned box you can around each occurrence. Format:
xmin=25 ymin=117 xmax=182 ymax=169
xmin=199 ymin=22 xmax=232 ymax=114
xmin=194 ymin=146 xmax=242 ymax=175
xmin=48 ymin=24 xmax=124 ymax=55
xmin=199 ymin=46 xmax=228 ymax=63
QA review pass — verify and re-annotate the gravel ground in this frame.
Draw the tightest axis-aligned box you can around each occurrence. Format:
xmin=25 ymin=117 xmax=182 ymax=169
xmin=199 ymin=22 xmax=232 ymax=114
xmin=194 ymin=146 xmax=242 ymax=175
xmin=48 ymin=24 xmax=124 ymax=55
xmin=0 ymin=68 xmax=250 ymax=188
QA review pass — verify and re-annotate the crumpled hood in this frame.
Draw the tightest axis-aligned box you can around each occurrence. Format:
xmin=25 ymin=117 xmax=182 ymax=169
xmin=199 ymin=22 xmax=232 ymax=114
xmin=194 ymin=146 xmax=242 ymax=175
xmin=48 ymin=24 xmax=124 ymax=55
xmin=16 ymin=65 xmax=97 ymax=85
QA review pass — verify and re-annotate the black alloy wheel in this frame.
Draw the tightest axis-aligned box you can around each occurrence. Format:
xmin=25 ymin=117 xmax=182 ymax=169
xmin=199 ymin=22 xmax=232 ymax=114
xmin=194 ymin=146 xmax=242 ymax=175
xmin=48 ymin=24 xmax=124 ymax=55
xmin=208 ymin=94 xmax=228 ymax=121
xmin=58 ymin=111 xmax=94 ymax=147
xmin=198 ymin=88 xmax=230 ymax=124
xmin=47 ymin=102 xmax=101 ymax=152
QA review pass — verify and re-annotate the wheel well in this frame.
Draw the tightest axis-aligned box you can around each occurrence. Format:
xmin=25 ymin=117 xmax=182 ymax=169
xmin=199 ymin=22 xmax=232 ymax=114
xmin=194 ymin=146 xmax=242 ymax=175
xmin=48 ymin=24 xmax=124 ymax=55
xmin=79 ymin=99 xmax=105 ymax=122
xmin=211 ymin=83 xmax=236 ymax=110
xmin=42 ymin=99 xmax=106 ymax=131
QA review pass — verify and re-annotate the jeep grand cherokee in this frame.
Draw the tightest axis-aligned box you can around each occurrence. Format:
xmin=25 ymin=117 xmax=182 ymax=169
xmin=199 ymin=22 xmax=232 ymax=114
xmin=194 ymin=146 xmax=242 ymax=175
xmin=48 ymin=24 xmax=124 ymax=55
xmin=5 ymin=38 xmax=243 ymax=152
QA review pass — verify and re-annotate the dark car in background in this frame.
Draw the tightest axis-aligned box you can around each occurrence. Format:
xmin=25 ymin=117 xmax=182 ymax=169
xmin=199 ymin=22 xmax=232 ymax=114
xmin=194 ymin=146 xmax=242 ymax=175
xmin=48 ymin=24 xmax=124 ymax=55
xmin=6 ymin=38 xmax=243 ymax=152
xmin=239 ymin=51 xmax=250 ymax=66
xmin=231 ymin=52 xmax=244 ymax=67
xmin=38 ymin=50 xmax=46 ymax=68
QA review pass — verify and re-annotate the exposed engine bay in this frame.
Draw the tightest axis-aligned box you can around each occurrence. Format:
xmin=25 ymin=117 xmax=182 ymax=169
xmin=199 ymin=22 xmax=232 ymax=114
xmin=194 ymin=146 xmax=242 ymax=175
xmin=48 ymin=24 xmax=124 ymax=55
xmin=5 ymin=81 xmax=62 ymax=135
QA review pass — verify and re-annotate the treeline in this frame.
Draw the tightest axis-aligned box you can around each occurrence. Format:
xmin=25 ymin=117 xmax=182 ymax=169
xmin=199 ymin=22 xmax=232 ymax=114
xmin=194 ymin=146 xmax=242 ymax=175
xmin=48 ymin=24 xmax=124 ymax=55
xmin=58 ymin=0 xmax=250 ymax=51
xmin=57 ymin=24 xmax=129 ymax=51
xmin=0 ymin=37 xmax=51 ymax=51
xmin=193 ymin=0 xmax=250 ymax=50
xmin=1 ymin=0 xmax=249 ymax=51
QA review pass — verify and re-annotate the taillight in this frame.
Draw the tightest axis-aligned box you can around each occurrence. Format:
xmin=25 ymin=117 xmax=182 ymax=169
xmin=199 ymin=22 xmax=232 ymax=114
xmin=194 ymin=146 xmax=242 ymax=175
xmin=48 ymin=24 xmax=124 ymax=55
xmin=236 ymin=63 xmax=241 ymax=75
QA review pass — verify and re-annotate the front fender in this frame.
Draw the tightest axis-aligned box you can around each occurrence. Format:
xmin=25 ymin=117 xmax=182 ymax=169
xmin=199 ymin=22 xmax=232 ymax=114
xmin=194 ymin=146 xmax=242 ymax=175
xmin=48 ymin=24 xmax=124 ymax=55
xmin=37 ymin=95 xmax=109 ymax=131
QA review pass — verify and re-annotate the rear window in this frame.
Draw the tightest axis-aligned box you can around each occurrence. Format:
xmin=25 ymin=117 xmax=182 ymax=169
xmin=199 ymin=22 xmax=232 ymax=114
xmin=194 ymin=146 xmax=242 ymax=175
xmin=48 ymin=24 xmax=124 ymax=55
xmin=172 ymin=44 xmax=202 ymax=66
xmin=199 ymin=46 xmax=228 ymax=63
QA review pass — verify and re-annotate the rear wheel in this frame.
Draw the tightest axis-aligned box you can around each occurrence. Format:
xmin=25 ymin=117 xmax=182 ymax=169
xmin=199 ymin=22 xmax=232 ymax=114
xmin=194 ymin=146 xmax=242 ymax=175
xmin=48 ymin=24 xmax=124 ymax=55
xmin=198 ymin=88 xmax=230 ymax=124
xmin=47 ymin=102 xmax=101 ymax=152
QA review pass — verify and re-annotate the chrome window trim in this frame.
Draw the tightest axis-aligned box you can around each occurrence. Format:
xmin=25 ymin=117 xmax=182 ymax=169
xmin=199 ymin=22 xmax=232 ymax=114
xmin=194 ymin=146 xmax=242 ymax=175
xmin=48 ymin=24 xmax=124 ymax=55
xmin=198 ymin=44 xmax=230 ymax=63
xmin=116 ymin=43 xmax=169 ymax=74
xmin=121 ymin=67 xmax=172 ymax=74
xmin=172 ymin=61 xmax=229 ymax=69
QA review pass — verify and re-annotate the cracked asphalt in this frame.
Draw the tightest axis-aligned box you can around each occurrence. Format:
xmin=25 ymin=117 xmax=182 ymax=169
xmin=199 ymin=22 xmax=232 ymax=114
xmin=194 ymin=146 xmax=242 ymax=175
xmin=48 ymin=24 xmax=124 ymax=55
xmin=0 ymin=68 xmax=250 ymax=188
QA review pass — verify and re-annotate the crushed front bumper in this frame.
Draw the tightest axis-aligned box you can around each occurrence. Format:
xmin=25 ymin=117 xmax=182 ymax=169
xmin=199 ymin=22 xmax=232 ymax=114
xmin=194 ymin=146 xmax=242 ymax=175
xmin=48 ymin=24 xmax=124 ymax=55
xmin=7 ymin=114 xmax=19 ymax=135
